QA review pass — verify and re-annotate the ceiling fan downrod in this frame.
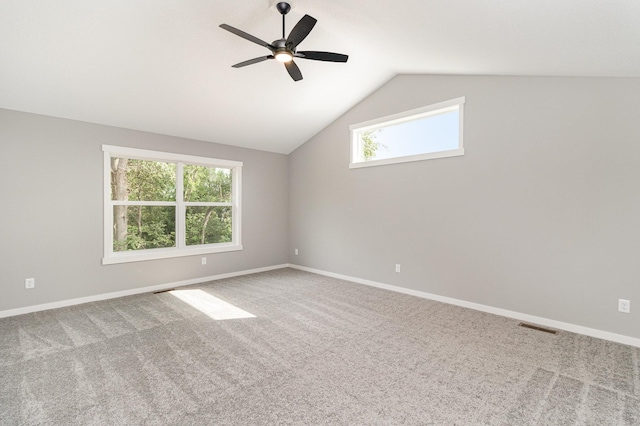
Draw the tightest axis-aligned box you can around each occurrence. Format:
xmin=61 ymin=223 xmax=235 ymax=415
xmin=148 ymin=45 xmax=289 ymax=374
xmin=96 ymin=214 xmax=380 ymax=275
xmin=276 ymin=2 xmax=291 ymax=39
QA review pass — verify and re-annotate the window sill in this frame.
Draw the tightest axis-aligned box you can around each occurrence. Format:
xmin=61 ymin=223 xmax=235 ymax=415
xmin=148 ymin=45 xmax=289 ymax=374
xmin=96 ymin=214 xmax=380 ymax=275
xmin=102 ymin=243 xmax=243 ymax=265
xmin=350 ymin=148 xmax=464 ymax=169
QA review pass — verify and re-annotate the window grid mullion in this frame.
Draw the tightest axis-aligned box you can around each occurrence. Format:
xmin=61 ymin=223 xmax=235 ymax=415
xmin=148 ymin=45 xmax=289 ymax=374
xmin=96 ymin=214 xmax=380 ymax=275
xmin=176 ymin=162 xmax=185 ymax=249
xmin=183 ymin=202 xmax=233 ymax=207
xmin=110 ymin=201 xmax=177 ymax=206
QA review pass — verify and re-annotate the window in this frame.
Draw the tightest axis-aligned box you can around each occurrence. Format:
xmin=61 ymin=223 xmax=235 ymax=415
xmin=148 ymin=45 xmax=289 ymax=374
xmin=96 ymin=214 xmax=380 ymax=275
xmin=350 ymin=97 xmax=465 ymax=168
xmin=102 ymin=145 xmax=242 ymax=264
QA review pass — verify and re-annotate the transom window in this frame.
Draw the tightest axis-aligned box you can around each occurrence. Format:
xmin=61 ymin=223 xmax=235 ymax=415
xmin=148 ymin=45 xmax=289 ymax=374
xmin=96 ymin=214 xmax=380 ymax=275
xmin=350 ymin=97 xmax=465 ymax=168
xmin=102 ymin=145 xmax=242 ymax=264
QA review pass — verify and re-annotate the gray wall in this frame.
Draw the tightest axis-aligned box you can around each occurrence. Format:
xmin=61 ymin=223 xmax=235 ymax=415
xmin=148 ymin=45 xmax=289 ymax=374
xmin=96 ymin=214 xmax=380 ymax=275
xmin=288 ymin=74 xmax=640 ymax=339
xmin=0 ymin=108 xmax=289 ymax=312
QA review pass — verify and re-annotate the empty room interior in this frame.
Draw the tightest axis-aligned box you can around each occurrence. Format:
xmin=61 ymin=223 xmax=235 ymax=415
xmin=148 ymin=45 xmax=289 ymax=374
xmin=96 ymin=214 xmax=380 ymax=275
xmin=1 ymin=1 xmax=639 ymax=424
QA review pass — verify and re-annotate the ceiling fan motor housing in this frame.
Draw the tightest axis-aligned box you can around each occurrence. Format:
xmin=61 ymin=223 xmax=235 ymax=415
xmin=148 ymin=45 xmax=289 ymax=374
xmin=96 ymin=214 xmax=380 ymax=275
xmin=273 ymin=39 xmax=293 ymax=53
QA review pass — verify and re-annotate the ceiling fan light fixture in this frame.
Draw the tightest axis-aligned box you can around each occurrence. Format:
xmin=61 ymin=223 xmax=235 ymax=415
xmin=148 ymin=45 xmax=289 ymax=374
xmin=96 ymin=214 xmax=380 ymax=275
xmin=275 ymin=51 xmax=293 ymax=63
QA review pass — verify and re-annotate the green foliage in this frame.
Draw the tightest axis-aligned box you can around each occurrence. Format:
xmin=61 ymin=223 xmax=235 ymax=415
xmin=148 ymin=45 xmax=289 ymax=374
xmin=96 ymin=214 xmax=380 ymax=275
xmin=183 ymin=165 xmax=231 ymax=202
xmin=112 ymin=159 xmax=176 ymax=201
xmin=361 ymin=129 xmax=383 ymax=161
xmin=185 ymin=207 xmax=232 ymax=245
xmin=113 ymin=206 xmax=176 ymax=251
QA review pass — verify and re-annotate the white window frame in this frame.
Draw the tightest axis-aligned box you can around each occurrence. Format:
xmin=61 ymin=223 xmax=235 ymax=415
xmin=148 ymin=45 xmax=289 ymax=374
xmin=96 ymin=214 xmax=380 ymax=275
xmin=102 ymin=145 xmax=243 ymax=265
xmin=349 ymin=97 xmax=465 ymax=169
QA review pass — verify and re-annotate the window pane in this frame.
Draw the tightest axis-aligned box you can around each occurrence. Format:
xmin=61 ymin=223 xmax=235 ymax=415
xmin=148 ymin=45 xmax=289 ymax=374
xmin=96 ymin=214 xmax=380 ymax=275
xmin=350 ymin=98 xmax=465 ymax=168
xmin=185 ymin=206 xmax=232 ymax=245
xmin=360 ymin=110 xmax=459 ymax=162
xmin=183 ymin=165 xmax=232 ymax=202
xmin=110 ymin=158 xmax=176 ymax=201
xmin=113 ymin=206 xmax=176 ymax=251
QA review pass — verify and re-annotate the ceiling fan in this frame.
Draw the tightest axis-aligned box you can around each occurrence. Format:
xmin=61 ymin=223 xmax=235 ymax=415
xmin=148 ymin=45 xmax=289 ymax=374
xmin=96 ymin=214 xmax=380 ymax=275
xmin=219 ymin=2 xmax=348 ymax=82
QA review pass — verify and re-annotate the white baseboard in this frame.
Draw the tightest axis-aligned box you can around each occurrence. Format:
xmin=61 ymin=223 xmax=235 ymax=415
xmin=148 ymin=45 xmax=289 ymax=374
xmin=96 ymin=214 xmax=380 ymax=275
xmin=288 ymin=264 xmax=640 ymax=348
xmin=5 ymin=263 xmax=638 ymax=348
xmin=0 ymin=264 xmax=289 ymax=319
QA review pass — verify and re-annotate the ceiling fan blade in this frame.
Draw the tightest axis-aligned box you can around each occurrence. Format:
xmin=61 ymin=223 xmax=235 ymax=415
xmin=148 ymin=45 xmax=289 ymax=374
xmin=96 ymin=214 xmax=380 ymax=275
xmin=219 ymin=24 xmax=275 ymax=51
xmin=296 ymin=51 xmax=349 ymax=63
xmin=286 ymin=15 xmax=317 ymax=49
xmin=284 ymin=60 xmax=303 ymax=81
xmin=232 ymin=56 xmax=274 ymax=68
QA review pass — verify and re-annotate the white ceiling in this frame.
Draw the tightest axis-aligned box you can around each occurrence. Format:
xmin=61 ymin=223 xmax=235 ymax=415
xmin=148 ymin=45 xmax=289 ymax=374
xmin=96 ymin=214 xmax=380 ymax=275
xmin=1 ymin=0 xmax=639 ymax=154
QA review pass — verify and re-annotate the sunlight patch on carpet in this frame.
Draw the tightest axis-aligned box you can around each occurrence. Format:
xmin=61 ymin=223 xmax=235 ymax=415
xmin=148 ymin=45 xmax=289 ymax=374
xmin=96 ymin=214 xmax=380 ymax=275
xmin=169 ymin=289 xmax=255 ymax=320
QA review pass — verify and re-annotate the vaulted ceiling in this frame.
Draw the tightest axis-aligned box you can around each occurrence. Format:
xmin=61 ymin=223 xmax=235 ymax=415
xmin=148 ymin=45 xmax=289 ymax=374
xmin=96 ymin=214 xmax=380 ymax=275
xmin=1 ymin=1 xmax=639 ymax=154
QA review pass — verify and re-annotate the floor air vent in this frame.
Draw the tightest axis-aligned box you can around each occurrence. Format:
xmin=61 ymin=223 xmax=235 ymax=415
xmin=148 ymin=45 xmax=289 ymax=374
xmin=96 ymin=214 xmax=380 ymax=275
xmin=518 ymin=322 xmax=558 ymax=334
xmin=153 ymin=289 xmax=175 ymax=294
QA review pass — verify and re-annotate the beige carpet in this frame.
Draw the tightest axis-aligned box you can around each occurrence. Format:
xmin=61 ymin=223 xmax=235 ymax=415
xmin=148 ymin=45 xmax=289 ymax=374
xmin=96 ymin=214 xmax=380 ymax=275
xmin=0 ymin=268 xmax=638 ymax=425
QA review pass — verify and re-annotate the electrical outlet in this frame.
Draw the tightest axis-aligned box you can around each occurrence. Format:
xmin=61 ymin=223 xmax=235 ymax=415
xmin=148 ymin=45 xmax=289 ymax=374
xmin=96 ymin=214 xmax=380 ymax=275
xmin=618 ymin=299 xmax=630 ymax=313
xmin=25 ymin=278 xmax=35 ymax=289
xmin=295 ymin=248 xmax=299 ymax=255
xmin=201 ymin=257 xmax=207 ymax=265
xmin=395 ymin=264 xmax=401 ymax=273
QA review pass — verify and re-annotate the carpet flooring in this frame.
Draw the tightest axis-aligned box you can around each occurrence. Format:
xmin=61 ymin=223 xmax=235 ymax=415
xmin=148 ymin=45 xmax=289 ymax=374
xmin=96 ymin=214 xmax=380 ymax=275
xmin=0 ymin=268 xmax=638 ymax=425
